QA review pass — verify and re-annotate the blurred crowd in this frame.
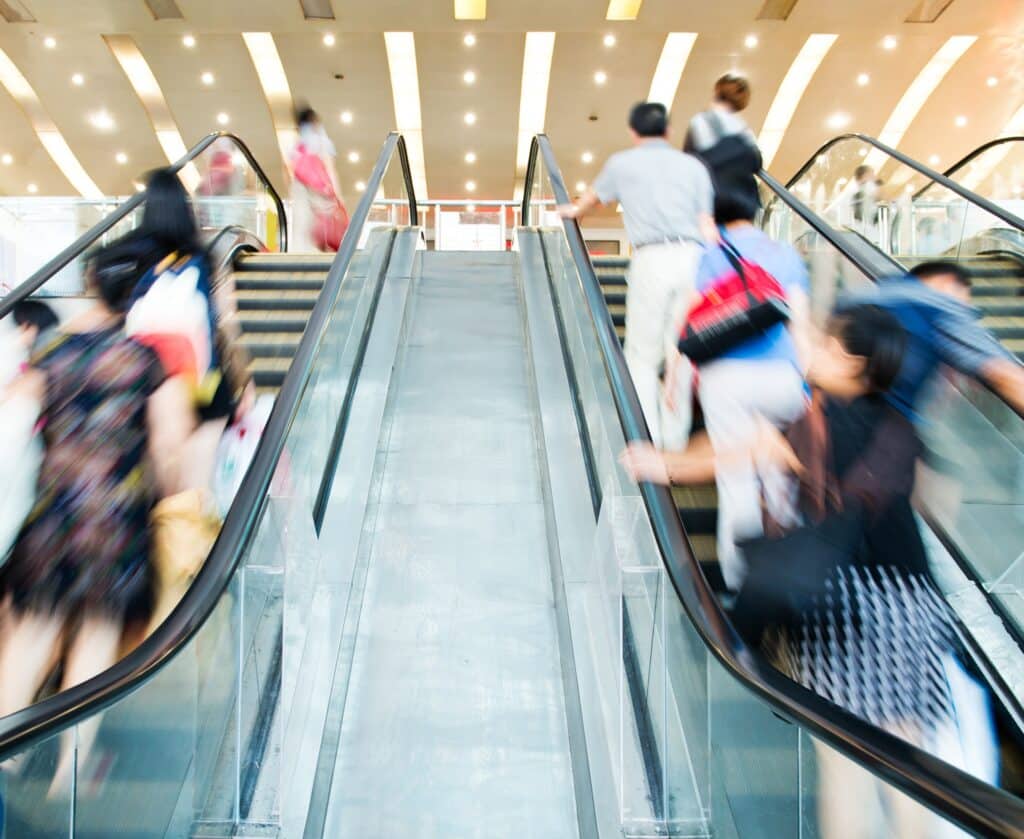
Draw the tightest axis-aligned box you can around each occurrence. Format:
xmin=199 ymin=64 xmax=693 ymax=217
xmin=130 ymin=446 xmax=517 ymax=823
xmin=560 ymin=76 xmax=1024 ymax=836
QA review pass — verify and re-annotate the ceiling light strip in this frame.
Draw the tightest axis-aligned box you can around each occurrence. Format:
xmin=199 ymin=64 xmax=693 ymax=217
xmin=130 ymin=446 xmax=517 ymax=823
xmin=758 ymin=33 xmax=838 ymax=169
xmin=647 ymin=33 xmax=698 ymax=109
xmin=514 ymin=30 xmax=556 ymax=186
xmin=384 ymin=32 xmax=428 ymax=200
xmin=104 ymin=36 xmax=199 ymax=190
xmin=866 ymin=34 xmax=977 ymax=170
xmin=454 ymin=0 xmax=486 ymax=20
xmin=242 ymin=33 xmax=298 ymax=166
xmin=0 ymin=47 xmax=103 ymax=197
xmin=606 ymin=0 xmax=642 ymax=20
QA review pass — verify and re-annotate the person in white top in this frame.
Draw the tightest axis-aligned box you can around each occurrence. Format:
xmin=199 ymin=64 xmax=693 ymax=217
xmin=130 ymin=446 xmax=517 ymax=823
xmin=289 ymin=106 xmax=343 ymax=253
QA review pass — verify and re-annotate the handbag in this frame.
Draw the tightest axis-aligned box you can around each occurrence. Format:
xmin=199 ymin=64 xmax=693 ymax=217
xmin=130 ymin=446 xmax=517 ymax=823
xmin=677 ymin=237 xmax=790 ymax=363
xmin=293 ymin=144 xmax=335 ymax=199
xmin=313 ymin=200 xmax=349 ymax=252
xmin=213 ymin=394 xmax=275 ymax=517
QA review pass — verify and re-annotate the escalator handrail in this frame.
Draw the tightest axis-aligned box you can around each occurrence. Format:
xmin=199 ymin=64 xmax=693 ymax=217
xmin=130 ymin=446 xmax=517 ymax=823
xmin=0 ymin=131 xmax=288 ymax=320
xmin=0 ymin=131 xmax=417 ymax=757
xmin=785 ymin=132 xmax=1024 ymax=234
xmin=523 ymin=133 xmax=1024 ymax=837
xmin=915 ymin=136 xmax=1024 ymax=201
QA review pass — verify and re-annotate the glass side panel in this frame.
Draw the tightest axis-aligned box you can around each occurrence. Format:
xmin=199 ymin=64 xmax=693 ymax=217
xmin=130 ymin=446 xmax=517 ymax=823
xmin=935 ymin=138 xmax=1024 ymax=206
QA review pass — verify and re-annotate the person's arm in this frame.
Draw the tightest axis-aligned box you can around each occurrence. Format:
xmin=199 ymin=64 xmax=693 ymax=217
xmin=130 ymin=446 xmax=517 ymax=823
xmin=557 ymin=188 xmax=603 ymax=220
xmin=559 ymin=157 xmax=617 ymax=220
xmin=147 ymin=376 xmax=195 ymax=496
xmin=979 ymin=357 xmax=1024 ymax=417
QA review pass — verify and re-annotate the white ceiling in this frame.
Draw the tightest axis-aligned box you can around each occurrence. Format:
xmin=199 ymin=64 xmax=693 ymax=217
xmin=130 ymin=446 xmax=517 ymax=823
xmin=0 ymin=0 xmax=1022 ymax=206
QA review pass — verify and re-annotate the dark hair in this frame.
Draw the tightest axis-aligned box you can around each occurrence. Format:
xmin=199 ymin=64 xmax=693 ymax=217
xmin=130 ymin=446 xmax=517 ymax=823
xmin=909 ymin=259 xmax=971 ymax=289
xmin=713 ymin=74 xmax=750 ymax=112
xmin=13 ymin=300 xmax=58 ymax=334
xmin=827 ymin=304 xmax=906 ymax=392
xmin=139 ymin=168 xmax=199 ymax=254
xmin=295 ymin=105 xmax=318 ymax=128
xmin=629 ymin=102 xmax=669 ymax=138
xmin=854 ymin=164 xmax=873 ymax=181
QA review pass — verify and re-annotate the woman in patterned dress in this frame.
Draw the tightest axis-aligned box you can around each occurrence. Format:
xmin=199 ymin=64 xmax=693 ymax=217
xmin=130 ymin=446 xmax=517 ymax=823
xmin=0 ymin=252 xmax=192 ymax=786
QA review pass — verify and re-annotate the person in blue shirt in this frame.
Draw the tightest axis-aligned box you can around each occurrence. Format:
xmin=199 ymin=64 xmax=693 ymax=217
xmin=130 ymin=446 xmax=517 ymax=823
xmin=837 ymin=260 xmax=1024 ymax=420
xmin=667 ymin=208 xmax=811 ymax=591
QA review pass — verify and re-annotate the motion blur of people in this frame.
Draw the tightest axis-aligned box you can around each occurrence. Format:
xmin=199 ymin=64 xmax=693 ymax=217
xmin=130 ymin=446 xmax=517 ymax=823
xmin=12 ymin=300 xmax=58 ymax=358
xmin=684 ymin=73 xmax=763 ymax=225
xmin=559 ymin=101 xmax=715 ymax=450
xmin=0 ymin=253 xmax=192 ymax=793
xmin=289 ymin=105 xmax=348 ymax=253
xmin=623 ymin=304 xmax=997 ymax=837
xmin=668 ymin=200 xmax=811 ymax=591
xmin=196 ymin=136 xmax=241 ymax=230
xmin=840 ymin=260 xmax=1024 ymax=419
xmin=850 ymin=164 xmax=880 ymax=241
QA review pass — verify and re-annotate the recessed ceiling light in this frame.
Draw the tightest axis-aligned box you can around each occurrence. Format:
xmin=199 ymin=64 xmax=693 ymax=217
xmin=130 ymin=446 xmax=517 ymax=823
xmin=323 ymin=33 xmax=336 ymax=47
xmin=355 ymin=180 xmax=366 ymax=192
xmin=826 ymin=111 xmax=850 ymax=130
xmin=928 ymin=154 xmax=940 ymax=165
xmin=463 ymin=69 xmax=476 ymax=84
xmin=71 ymin=73 xmax=84 ymax=86
xmin=603 ymin=34 xmax=616 ymax=47
xmin=217 ymin=112 xmax=229 ymax=126
xmin=955 ymin=114 xmax=967 ymax=127
xmin=466 ymin=203 xmax=476 ymax=212
xmin=581 ymin=151 xmax=594 ymax=163
xmin=464 ymin=111 xmax=477 ymax=125
xmin=856 ymin=72 xmax=870 ymax=86
xmin=89 ymin=110 xmax=115 ymax=131
xmin=347 ymin=150 xmax=360 ymax=163
xmin=465 ymin=151 xmax=477 ymax=163
xmin=43 ymin=37 xmax=56 ymax=50
xmin=27 ymin=183 xmax=38 ymax=193
xmin=836 ymin=177 xmax=848 ymax=186
xmin=182 ymin=34 xmax=196 ymax=49
xmin=575 ymin=180 xmax=587 ymax=192
xmin=201 ymin=71 xmax=215 ymax=85
xmin=464 ymin=33 xmax=476 ymax=47
xmin=466 ymin=180 xmax=476 ymax=192
xmin=987 ymin=76 xmax=999 ymax=87
xmin=882 ymin=36 xmax=898 ymax=50
xmin=134 ymin=181 xmax=145 ymax=192
xmin=594 ymin=70 xmax=608 ymax=85
xmin=1 ymin=153 xmax=12 ymax=165
xmin=340 ymin=110 xmax=353 ymax=124
xmin=744 ymin=34 xmax=759 ymax=49
xmin=115 ymin=151 xmax=128 ymax=164
xmin=858 ymin=148 xmax=868 ymax=157
xmin=904 ymin=183 xmax=914 ymax=193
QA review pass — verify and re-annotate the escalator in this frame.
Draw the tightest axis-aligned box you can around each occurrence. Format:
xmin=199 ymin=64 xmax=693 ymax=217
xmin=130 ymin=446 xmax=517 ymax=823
xmin=0 ymin=130 xmax=1022 ymax=839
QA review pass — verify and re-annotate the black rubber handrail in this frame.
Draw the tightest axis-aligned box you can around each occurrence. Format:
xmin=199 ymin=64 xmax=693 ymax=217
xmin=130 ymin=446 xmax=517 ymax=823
xmin=524 ymin=134 xmax=1024 ymax=837
xmin=0 ymin=131 xmax=288 ymax=320
xmin=0 ymin=131 xmax=416 ymax=758
xmin=915 ymin=136 xmax=1024 ymax=201
xmin=785 ymin=132 xmax=1024 ymax=234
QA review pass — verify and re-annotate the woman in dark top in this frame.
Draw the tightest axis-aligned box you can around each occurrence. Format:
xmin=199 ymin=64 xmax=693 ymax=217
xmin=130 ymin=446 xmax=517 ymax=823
xmin=0 ymin=254 xmax=192 ymax=792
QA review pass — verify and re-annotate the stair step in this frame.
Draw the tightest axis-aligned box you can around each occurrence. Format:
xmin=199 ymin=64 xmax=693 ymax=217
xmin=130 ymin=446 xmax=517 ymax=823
xmin=234 ymin=274 xmax=326 ymax=292
xmin=236 ymin=254 xmax=334 ymax=273
xmin=236 ymin=289 xmax=319 ymax=311
xmin=240 ymin=332 xmax=302 ymax=358
xmin=239 ymin=316 xmax=310 ymax=333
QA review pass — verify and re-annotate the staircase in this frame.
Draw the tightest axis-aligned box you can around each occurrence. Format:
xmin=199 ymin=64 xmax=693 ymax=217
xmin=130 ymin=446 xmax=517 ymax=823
xmin=940 ymin=255 xmax=1024 ymax=360
xmin=230 ymin=253 xmax=333 ymax=394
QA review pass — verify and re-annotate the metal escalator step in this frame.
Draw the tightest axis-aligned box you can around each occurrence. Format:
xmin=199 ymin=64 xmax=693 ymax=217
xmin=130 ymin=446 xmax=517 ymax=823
xmin=975 ymin=299 xmax=1024 ymax=317
xmin=249 ymin=356 xmax=292 ymax=389
xmin=236 ymin=289 xmax=319 ymax=311
xmin=603 ymin=291 xmax=626 ymax=306
xmin=239 ymin=315 xmax=310 ymax=333
xmin=234 ymin=274 xmax=326 ymax=292
xmin=240 ymin=332 xmax=302 ymax=358
xmin=235 ymin=253 xmax=334 ymax=272
xmin=981 ymin=316 xmax=1024 ymax=339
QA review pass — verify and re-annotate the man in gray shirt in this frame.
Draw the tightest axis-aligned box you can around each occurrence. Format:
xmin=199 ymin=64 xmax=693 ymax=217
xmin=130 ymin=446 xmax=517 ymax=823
xmin=560 ymin=102 xmax=713 ymax=449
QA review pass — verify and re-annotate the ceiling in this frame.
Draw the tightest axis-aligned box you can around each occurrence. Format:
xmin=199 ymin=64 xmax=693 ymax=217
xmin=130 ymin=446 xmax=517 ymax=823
xmin=0 ymin=0 xmax=1022 ymax=209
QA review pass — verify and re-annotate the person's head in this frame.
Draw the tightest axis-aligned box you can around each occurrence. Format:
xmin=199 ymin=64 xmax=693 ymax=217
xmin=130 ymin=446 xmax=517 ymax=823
xmin=909 ymin=260 xmax=971 ymax=303
xmin=12 ymin=300 xmax=58 ymax=350
xmin=139 ymin=168 xmax=199 ymax=254
xmin=809 ymin=305 xmax=906 ymax=398
xmin=713 ymin=74 xmax=751 ymax=113
xmin=295 ymin=105 xmax=319 ymax=131
xmin=628 ymin=102 xmax=669 ymax=143
xmin=854 ymin=164 xmax=875 ymax=184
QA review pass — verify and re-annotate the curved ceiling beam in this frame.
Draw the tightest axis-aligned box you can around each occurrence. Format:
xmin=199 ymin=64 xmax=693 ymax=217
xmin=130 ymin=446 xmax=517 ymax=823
xmin=384 ymin=31 xmax=428 ymax=200
xmin=758 ymin=33 xmax=838 ymax=170
xmin=241 ymin=33 xmax=297 ymax=170
xmin=647 ymin=32 xmax=698 ymax=110
xmin=865 ymin=34 xmax=977 ymax=170
xmin=104 ymin=35 xmax=199 ymax=191
xmin=0 ymin=47 xmax=103 ymax=198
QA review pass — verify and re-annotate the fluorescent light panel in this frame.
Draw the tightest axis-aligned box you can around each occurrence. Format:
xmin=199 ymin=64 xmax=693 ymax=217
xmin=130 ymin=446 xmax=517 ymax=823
xmin=866 ymin=35 xmax=976 ymax=169
xmin=454 ymin=0 xmax=486 ymax=20
xmin=0 ymin=47 xmax=103 ymax=197
xmin=606 ymin=0 xmax=642 ymax=20
xmin=647 ymin=33 xmax=697 ymax=109
xmin=514 ymin=31 xmax=556 ymax=177
xmin=758 ymin=33 xmax=838 ymax=169
xmin=384 ymin=32 xmax=428 ymax=199
xmin=242 ymin=33 xmax=297 ymax=165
